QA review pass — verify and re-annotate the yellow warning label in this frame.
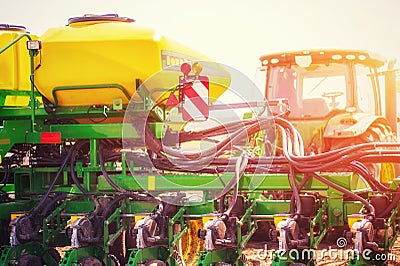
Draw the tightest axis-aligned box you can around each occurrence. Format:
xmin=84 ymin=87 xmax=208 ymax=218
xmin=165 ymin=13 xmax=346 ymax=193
xmin=148 ymin=175 xmax=155 ymax=190
xmin=0 ymin=139 xmax=10 ymax=145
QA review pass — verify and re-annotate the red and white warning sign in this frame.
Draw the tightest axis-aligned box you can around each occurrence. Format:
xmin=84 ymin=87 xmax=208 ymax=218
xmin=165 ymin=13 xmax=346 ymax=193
xmin=182 ymin=76 xmax=209 ymax=121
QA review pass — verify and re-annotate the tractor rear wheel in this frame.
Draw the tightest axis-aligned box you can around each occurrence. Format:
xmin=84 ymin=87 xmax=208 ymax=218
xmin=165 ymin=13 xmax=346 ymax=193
xmin=325 ymin=122 xmax=396 ymax=182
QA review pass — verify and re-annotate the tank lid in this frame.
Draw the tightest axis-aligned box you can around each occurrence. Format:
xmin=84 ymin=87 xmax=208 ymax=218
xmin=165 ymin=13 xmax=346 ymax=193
xmin=0 ymin=24 xmax=27 ymax=32
xmin=68 ymin=14 xmax=135 ymax=25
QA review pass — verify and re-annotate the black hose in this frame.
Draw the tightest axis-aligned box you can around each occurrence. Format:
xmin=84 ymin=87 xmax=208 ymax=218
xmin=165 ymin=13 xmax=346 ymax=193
xmin=288 ymin=166 xmax=301 ymax=216
xmin=40 ymin=192 xmax=67 ymax=217
xmin=377 ymin=186 xmax=400 ymax=217
xmin=279 ymin=126 xmax=302 ymax=215
xmin=28 ymin=142 xmax=78 ymax=218
xmin=347 ymin=161 xmax=388 ymax=192
xmin=18 ymin=192 xmax=67 ymax=241
xmin=70 ymin=141 xmax=90 ymax=195
xmin=224 ymin=153 xmax=248 ymax=216
xmin=0 ymin=164 xmax=11 ymax=191
xmin=162 ymin=117 xmax=271 ymax=160
xmin=98 ymin=143 xmax=127 ymax=194
xmin=310 ymin=173 xmax=375 ymax=217
xmin=277 ymin=124 xmax=378 ymax=217
xmin=219 ymin=194 xmax=226 ymax=213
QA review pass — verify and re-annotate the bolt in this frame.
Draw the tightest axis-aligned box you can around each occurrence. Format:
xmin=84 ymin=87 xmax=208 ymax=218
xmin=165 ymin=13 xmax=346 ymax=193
xmin=333 ymin=208 xmax=342 ymax=217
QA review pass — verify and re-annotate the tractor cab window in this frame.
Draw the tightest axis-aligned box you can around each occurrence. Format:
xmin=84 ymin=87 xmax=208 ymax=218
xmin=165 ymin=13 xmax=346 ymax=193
xmin=355 ymin=64 xmax=378 ymax=115
xmin=266 ymin=63 xmax=349 ymax=118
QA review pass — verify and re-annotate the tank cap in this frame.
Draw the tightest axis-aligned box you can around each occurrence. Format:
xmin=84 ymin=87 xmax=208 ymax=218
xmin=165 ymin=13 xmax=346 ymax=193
xmin=68 ymin=14 xmax=135 ymax=25
xmin=0 ymin=24 xmax=27 ymax=32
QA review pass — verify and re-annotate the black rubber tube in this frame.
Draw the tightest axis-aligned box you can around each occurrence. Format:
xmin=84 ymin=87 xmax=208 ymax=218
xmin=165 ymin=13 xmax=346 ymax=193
xmin=29 ymin=142 xmax=77 ymax=218
xmin=311 ymin=173 xmax=375 ymax=217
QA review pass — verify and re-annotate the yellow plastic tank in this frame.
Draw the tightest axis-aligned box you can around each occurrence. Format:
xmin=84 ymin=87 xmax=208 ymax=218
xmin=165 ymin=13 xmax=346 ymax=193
xmin=35 ymin=14 xmax=230 ymax=107
xmin=0 ymin=24 xmax=35 ymax=105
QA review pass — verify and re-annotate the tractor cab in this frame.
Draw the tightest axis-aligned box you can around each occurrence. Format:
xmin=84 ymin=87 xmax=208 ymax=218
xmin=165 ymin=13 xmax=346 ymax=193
xmin=256 ymin=50 xmax=396 ymax=153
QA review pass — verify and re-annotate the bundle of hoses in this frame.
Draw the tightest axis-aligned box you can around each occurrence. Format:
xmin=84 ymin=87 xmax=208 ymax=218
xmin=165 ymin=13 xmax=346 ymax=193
xmin=275 ymin=117 xmax=400 ymax=218
xmin=144 ymin=116 xmax=400 ymax=218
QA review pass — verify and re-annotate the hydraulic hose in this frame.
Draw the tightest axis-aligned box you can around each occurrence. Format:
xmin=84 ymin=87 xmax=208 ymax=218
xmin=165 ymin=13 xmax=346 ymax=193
xmin=347 ymin=161 xmax=390 ymax=192
xmin=278 ymin=124 xmax=378 ymax=217
xmin=377 ymin=186 xmax=400 ymax=217
xmin=70 ymin=140 xmax=90 ymax=195
xmin=0 ymin=164 xmax=10 ymax=191
xmin=177 ymin=117 xmax=261 ymax=143
xmin=288 ymin=165 xmax=301 ymax=216
xmin=98 ymin=143 xmax=127 ymax=194
xmin=28 ymin=141 xmax=78 ymax=218
xmin=40 ymin=192 xmax=67 ymax=217
xmin=277 ymin=121 xmax=399 ymax=176
xmin=98 ymin=142 xmax=156 ymax=203
xmin=310 ymin=173 xmax=375 ymax=217
xmin=162 ymin=117 xmax=271 ymax=160
xmin=18 ymin=192 xmax=67 ymax=241
xmin=224 ymin=153 xmax=248 ymax=216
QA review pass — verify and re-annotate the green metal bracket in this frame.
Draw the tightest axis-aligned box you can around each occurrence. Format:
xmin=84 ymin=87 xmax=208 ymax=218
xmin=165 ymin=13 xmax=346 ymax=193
xmin=135 ymin=79 xmax=165 ymax=121
xmin=0 ymin=199 xmax=35 ymax=220
xmin=42 ymin=200 xmax=68 ymax=250
xmin=113 ymin=98 xmax=123 ymax=110
xmin=237 ymin=200 xmax=258 ymax=251
xmin=309 ymin=201 xmax=328 ymax=248
xmin=327 ymin=187 xmax=344 ymax=227
xmin=0 ymin=120 xmax=30 ymax=159
xmin=168 ymin=207 xmax=187 ymax=249
xmin=384 ymin=207 xmax=399 ymax=251
xmin=103 ymin=201 xmax=127 ymax=254
xmin=127 ymin=246 xmax=169 ymax=265
xmin=61 ymin=246 xmax=109 ymax=266
xmin=197 ymin=248 xmax=243 ymax=266
xmin=51 ymin=84 xmax=131 ymax=107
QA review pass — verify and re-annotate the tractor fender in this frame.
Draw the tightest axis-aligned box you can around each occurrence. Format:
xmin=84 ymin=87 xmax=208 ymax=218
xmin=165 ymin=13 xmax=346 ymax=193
xmin=323 ymin=112 xmax=390 ymax=139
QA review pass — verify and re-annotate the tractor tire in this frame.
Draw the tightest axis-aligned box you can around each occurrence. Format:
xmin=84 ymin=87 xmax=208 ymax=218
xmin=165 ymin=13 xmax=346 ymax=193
xmin=326 ymin=122 xmax=393 ymax=150
xmin=79 ymin=256 xmax=103 ymax=266
xmin=325 ymin=122 xmax=396 ymax=182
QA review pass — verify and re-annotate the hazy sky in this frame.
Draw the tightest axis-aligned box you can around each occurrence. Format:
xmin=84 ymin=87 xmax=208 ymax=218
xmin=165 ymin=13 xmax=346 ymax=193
xmin=1 ymin=0 xmax=399 ymax=77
